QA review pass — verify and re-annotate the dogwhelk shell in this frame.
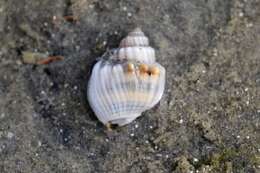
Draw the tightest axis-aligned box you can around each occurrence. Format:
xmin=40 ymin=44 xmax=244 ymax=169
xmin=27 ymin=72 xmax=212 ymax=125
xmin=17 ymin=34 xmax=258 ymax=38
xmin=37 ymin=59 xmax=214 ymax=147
xmin=87 ymin=28 xmax=166 ymax=127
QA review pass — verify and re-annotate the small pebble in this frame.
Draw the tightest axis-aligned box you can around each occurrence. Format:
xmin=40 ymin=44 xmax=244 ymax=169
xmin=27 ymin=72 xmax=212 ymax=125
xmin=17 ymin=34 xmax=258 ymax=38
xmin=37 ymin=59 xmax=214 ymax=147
xmin=168 ymin=100 xmax=174 ymax=107
xmin=239 ymin=12 xmax=244 ymax=17
xmin=122 ymin=6 xmax=127 ymax=11
xmin=213 ymin=48 xmax=218 ymax=56
xmin=7 ymin=132 xmax=14 ymax=139
xmin=16 ymin=60 xmax=22 ymax=65
xmin=33 ymin=113 xmax=39 ymax=118
xmin=53 ymin=16 xmax=57 ymax=21
xmin=193 ymin=158 xmax=199 ymax=162
xmin=64 ymin=83 xmax=69 ymax=88
xmin=75 ymin=45 xmax=80 ymax=51
xmin=156 ymin=153 xmax=162 ymax=157
xmin=0 ymin=113 xmax=5 ymax=119
xmin=246 ymin=23 xmax=253 ymax=28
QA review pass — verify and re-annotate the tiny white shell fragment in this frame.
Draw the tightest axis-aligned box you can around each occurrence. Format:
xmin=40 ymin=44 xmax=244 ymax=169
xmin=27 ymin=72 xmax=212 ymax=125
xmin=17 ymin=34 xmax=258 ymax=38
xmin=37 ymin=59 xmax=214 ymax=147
xmin=87 ymin=28 xmax=166 ymax=126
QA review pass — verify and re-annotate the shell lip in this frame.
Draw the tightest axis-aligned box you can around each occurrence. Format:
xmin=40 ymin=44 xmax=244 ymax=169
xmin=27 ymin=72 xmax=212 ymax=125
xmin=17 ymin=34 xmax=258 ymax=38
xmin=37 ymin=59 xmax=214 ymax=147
xmin=105 ymin=113 xmax=140 ymax=126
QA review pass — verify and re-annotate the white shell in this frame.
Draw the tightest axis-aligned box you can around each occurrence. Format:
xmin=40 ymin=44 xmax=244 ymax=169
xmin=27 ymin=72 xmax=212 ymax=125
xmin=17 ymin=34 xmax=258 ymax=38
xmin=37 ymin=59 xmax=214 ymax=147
xmin=87 ymin=28 xmax=166 ymax=126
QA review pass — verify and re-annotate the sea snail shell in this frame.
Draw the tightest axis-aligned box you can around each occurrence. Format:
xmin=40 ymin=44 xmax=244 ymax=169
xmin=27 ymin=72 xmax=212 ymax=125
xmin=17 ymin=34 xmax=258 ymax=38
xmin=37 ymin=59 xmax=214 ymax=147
xmin=87 ymin=28 xmax=166 ymax=126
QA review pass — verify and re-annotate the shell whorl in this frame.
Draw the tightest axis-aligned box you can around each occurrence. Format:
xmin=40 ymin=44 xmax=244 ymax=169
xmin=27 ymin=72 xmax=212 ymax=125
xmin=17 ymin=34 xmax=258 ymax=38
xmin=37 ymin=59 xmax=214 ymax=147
xmin=111 ymin=28 xmax=155 ymax=64
xmin=119 ymin=28 xmax=149 ymax=47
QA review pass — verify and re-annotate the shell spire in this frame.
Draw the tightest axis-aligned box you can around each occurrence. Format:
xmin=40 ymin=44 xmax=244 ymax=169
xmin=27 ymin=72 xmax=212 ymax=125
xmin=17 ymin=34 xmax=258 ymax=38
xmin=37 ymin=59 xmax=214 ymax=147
xmin=113 ymin=28 xmax=155 ymax=64
xmin=119 ymin=27 xmax=148 ymax=47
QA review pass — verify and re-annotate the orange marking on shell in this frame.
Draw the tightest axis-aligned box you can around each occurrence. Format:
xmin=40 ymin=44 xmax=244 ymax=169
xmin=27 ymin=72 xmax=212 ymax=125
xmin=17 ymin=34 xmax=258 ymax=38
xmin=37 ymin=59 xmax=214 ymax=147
xmin=127 ymin=63 xmax=135 ymax=74
xmin=139 ymin=64 xmax=149 ymax=75
xmin=149 ymin=66 xmax=160 ymax=76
